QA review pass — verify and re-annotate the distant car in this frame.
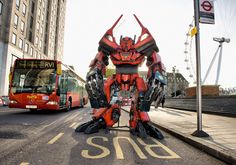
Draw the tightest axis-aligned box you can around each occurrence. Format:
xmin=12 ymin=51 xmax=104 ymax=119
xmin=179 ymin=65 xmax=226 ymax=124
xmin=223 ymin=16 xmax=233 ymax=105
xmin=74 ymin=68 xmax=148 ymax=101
xmin=122 ymin=97 xmax=131 ymax=106
xmin=0 ymin=96 xmax=9 ymax=106
xmin=0 ymin=98 xmax=3 ymax=106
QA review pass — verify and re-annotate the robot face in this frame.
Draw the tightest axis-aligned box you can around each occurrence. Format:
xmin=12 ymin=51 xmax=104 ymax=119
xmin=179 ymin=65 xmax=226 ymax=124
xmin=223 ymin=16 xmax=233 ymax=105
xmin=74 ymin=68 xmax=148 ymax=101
xmin=120 ymin=37 xmax=133 ymax=51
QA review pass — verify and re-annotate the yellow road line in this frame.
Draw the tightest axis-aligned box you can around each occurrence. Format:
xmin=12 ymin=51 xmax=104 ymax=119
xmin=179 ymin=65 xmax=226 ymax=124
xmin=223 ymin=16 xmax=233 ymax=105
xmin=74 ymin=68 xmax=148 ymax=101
xmin=47 ymin=132 xmax=64 ymax=144
xmin=20 ymin=162 xmax=29 ymax=165
xmin=69 ymin=122 xmax=76 ymax=128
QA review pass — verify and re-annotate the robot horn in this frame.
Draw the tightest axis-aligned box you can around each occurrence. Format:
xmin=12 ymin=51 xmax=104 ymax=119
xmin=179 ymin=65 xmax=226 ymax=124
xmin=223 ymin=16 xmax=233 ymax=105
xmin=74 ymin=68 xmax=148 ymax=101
xmin=120 ymin=35 xmax=123 ymax=42
xmin=133 ymin=14 xmax=146 ymax=29
xmin=110 ymin=15 xmax=123 ymax=32
xmin=133 ymin=35 xmax=136 ymax=44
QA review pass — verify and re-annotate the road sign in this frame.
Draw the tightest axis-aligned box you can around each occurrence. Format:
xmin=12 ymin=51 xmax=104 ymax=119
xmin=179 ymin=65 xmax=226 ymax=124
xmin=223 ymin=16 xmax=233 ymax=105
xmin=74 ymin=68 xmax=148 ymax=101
xmin=199 ymin=0 xmax=215 ymax=24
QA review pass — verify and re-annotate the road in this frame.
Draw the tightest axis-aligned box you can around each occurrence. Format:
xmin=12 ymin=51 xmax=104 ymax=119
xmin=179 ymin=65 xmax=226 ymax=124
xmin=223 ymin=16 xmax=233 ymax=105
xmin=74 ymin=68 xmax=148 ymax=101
xmin=0 ymin=106 xmax=226 ymax=165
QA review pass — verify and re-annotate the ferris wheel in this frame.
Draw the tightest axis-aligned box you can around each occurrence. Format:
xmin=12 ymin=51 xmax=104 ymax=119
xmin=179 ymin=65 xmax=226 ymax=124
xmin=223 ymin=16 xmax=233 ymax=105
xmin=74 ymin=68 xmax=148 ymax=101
xmin=184 ymin=17 xmax=196 ymax=84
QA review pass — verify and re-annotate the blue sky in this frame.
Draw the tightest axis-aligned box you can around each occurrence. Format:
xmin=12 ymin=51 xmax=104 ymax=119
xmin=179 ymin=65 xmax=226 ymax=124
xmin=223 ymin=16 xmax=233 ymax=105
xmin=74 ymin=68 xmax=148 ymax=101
xmin=63 ymin=0 xmax=236 ymax=88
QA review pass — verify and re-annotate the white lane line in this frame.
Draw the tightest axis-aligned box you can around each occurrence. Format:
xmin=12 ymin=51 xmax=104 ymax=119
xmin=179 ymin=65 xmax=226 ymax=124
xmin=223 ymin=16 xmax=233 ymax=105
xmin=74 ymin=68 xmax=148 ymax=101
xmin=69 ymin=122 xmax=76 ymax=128
xmin=47 ymin=132 xmax=64 ymax=144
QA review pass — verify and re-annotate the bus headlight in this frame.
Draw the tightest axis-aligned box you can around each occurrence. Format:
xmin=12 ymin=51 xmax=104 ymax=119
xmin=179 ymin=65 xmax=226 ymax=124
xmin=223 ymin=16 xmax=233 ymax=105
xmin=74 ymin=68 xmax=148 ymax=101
xmin=10 ymin=100 xmax=18 ymax=104
xmin=46 ymin=101 xmax=58 ymax=105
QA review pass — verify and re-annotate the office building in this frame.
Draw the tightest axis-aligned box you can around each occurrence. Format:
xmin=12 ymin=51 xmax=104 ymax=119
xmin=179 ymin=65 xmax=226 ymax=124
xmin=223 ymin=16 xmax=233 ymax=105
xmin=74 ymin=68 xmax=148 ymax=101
xmin=0 ymin=0 xmax=67 ymax=96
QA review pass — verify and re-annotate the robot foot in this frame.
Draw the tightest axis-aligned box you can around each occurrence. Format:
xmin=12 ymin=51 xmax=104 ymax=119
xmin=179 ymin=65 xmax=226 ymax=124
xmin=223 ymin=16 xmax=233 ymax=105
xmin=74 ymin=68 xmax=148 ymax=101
xmin=131 ymin=121 xmax=164 ymax=140
xmin=143 ymin=122 xmax=164 ymax=140
xmin=75 ymin=119 xmax=106 ymax=134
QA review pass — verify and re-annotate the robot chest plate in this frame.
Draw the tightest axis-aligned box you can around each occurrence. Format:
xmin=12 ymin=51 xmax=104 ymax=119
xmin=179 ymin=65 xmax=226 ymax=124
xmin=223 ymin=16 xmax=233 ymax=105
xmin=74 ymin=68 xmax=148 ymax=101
xmin=111 ymin=52 xmax=142 ymax=62
xmin=120 ymin=52 xmax=132 ymax=61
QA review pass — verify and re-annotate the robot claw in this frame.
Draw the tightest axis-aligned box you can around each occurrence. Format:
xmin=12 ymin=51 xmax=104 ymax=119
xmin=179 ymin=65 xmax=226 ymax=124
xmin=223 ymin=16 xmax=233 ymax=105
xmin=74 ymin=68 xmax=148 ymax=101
xmin=75 ymin=118 xmax=164 ymax=140
xmin=75 ymin=118 xmax=106 ymax=134
xmin=130 ymin=121 xmax=164 ymax=140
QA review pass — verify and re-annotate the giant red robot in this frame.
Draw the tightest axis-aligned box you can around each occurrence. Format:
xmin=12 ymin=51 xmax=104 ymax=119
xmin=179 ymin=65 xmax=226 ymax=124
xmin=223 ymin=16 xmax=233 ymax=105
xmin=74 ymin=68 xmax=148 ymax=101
xmin=75 ymin=15 xmax=167 ymax=139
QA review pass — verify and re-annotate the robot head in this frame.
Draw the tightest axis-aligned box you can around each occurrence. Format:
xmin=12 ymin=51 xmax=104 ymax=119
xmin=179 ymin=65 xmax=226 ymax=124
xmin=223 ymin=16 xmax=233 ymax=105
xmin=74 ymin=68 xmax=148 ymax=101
xmin=120 ymin=37 xmax=134 ymax=51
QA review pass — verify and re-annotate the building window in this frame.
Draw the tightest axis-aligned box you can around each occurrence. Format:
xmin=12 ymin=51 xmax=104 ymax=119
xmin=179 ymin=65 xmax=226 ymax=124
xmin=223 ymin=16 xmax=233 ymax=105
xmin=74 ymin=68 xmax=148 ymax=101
xmin=19 ymin=38 xmax=23 ymax=49
xmin=12 ymin=33 xmax=17 ymax=45
xmin=31 ymin=1 xmax=35 ymax=13
xmin=0 ymin=1 xmax=3 ymax=15
xmin=20 ymin=21 xmax=24 ymax=33
xmin=24 ymin=43 xmax=29 ymax=53
xmin=16 ymin=0 xmax=20 ymax=10
xmin=30 ymin=16 xmax=34 ymax=28
xmin=30 ymin=47 xmax=33 ymax=56
xmin=22 ymin=3 xmax=26 ymax=16
xmin=14 ymin=14 xmax=19 ymax=28
xmin=34 ymin=51 xmax=38 ymax=58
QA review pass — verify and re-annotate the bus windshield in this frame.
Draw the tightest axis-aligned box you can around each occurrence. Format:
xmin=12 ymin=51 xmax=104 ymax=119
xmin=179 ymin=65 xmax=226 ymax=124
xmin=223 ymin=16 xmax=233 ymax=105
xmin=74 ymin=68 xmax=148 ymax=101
xmin=11 ymin=65 xmax=56 ymax=94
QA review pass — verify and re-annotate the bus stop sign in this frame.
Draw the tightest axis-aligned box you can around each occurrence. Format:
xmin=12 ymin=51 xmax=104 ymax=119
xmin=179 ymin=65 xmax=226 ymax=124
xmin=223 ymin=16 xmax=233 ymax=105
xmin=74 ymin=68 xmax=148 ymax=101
xmin=199 ymin=0 xmax=215 ymax=24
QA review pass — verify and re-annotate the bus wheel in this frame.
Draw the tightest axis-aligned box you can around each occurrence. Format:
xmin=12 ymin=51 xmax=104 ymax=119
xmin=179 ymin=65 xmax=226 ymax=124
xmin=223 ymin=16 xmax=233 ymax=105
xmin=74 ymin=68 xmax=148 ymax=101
xmin=66 ymin=100 xmax=72 ymax=112
xmin=30 ymin=109 xmax=37 ymax=113
xmin=81 ymin=99 xmax=84 ymax=108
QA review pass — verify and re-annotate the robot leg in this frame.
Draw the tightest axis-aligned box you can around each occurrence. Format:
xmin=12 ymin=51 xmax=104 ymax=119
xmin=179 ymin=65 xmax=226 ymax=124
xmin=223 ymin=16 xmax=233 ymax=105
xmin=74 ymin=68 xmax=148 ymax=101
xmin=76 ymin=77 xmax=120 ymax=134
xmin=129 ymin=103 xmax=163 ymax=139
xmin=75 ymin=104 xmax=121 ymax=134
xmin=129 ymin=77 xmax=164 ymax=139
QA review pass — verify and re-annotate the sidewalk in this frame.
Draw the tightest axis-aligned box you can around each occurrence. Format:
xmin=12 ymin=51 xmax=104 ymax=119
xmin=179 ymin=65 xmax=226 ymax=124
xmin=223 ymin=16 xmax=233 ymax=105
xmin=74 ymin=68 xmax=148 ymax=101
xmin=122 ymin=106 xmax=236 ymax=164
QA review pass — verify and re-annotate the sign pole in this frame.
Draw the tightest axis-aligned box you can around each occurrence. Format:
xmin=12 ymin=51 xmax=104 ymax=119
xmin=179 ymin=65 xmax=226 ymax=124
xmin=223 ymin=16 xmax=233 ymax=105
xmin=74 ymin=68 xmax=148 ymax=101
xmin=192 ymin=0 xmax=209 ymax=137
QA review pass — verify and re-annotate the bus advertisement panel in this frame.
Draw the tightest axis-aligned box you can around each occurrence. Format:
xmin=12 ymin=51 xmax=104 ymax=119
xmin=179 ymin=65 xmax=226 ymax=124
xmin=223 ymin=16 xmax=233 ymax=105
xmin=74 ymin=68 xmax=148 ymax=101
xmin=8 ymin=59 xmax=88 ymax=112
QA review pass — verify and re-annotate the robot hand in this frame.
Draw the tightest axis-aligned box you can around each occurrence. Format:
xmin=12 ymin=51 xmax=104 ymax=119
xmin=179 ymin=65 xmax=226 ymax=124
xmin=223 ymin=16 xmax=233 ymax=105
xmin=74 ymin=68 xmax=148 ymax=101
xmin=85 ymin=68 xmax=108 ymax=108
xmin=140 ymin=71 xmax=166 ymax=111
xmin=151 ymin=71 xmax=166 ymax=108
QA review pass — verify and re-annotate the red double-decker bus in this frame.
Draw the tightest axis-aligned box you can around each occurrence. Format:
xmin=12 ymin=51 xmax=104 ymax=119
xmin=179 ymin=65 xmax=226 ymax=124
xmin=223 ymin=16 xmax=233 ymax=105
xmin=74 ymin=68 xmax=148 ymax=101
xmin=8 ymin=59 xmax=88 ymax=112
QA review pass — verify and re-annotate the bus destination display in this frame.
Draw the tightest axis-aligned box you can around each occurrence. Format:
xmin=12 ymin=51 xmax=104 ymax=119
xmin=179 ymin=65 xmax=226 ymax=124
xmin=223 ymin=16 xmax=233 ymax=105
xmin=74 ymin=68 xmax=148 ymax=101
xmin=15 ymin=60 xmax=56 ymax=69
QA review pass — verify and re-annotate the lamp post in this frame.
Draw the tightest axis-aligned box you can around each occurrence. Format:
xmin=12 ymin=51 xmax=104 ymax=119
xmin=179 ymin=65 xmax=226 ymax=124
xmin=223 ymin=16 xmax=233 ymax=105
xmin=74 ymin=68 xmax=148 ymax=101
xmin=172 ymin=66 xmax=176 ymax=97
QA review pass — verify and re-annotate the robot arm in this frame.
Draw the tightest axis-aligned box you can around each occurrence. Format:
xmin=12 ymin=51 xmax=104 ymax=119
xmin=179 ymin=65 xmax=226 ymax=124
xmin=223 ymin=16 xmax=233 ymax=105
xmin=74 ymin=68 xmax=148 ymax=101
xmin=146 ymin=51 xmax=166 ymax=85
xmin=131 ymin=15 xmax=166 ymax=111
xmin=86 ymin=15 xmax=123 ymax=108
xmin=86 ymin=51 xmax=109 ymax=108
xmin=141 ymin=51 xmax=166 ymax=110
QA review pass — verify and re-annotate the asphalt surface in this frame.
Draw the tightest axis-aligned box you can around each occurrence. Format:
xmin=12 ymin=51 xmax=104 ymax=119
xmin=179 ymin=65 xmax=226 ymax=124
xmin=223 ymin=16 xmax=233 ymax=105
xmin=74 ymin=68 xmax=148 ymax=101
xmin=0 ymin=106 xmax=226 ymax=165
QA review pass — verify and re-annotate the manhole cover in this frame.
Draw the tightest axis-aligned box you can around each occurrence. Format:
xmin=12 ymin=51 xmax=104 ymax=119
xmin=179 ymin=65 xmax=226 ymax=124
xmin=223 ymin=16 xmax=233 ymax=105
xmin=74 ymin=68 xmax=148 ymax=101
xmin=0 ymin=131 xmax=26 ymax=139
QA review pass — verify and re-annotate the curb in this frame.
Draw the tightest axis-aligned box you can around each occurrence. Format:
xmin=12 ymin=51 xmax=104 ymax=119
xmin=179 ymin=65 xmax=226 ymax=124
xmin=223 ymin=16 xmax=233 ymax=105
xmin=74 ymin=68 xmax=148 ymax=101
xmin=165 ymin=106 xmax=236 ymax=118
xmin=151 ymin=122 xmax=236 ymax=164
xmin=121 ymin=107 xmax=236 ymax=164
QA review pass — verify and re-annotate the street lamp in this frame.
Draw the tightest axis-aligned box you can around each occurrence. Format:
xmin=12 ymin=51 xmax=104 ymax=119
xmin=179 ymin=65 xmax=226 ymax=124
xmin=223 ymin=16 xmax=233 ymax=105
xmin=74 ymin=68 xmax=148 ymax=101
xmin=172 ymin=66 xmax=176 ymax=97
xmin=213 ymin=37 xmax=230 ymax=43
xmin=203 ymin=37 xmax=230 ymax=85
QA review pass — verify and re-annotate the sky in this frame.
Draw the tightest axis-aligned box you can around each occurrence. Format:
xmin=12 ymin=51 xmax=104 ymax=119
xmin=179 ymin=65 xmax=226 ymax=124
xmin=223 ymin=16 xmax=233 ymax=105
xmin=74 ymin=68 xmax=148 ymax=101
xmin=63 ymin=0 xmax=236 ymax=88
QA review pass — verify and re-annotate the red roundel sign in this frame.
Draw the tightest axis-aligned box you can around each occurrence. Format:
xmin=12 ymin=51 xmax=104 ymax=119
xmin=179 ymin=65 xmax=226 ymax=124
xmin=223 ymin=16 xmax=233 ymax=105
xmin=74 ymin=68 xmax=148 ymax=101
xmin=201 ymin=1 xmax=213 ymax=12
